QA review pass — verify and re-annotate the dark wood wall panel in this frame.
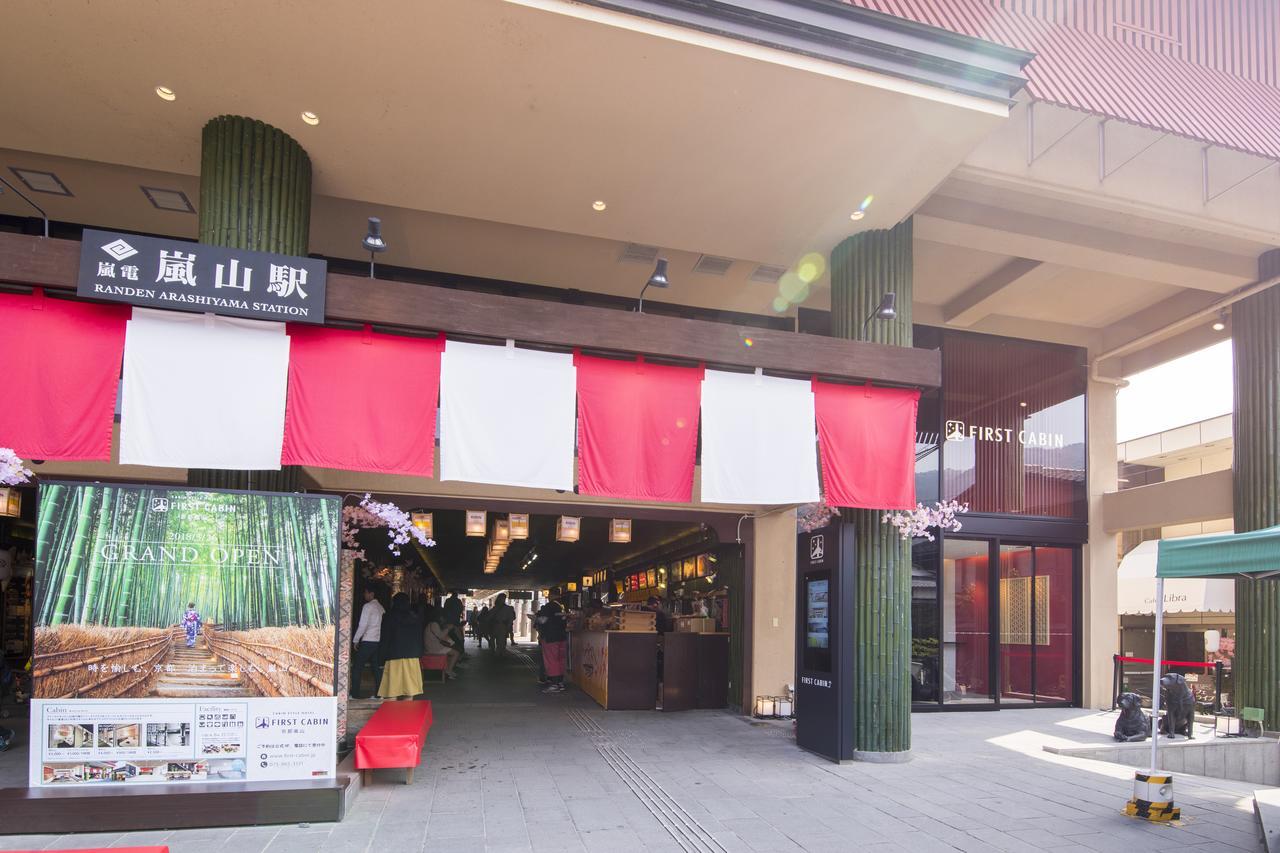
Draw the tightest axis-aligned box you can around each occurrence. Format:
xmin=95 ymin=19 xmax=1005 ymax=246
xmin=0 ymin=233 xmax=939 ymax=388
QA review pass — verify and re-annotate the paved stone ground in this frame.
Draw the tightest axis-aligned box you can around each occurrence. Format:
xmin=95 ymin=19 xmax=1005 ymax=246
xmin=1 ymin=640 xmax=1269 ymax=852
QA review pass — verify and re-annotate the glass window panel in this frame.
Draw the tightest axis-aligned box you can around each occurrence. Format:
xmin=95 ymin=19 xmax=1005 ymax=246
xmin=911 ymin=538 xmax=940 ymax=704
xmin=1033 ymin=547 xmax=1075 ymax=703
xmin=942 ymin=538 xmax=992 ymax=704
xmin=940 ymin=331 xmax=1086 ymax=518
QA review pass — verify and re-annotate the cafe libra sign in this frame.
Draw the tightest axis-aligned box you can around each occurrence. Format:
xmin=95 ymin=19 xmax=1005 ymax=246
xmin=78 ymin=228 xmax=327 ymax=324
xmin=945 ymin=418 xmax=1066 ymax=449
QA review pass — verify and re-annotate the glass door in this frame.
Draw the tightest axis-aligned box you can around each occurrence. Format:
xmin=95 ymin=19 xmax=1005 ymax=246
xmin=942 ymin=539 xmax=994 ymax=705
xmin=998 ymin=545 xmax=1077 ymax=705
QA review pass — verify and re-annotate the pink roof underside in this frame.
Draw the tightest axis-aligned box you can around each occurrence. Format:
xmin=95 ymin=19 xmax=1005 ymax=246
xmin=844 ymin=0 xmax=1280 ymax=160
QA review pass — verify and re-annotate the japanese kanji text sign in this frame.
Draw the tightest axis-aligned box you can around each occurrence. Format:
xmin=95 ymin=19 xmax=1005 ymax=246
xmin=78 ymin=228 xmax=327 ymax=323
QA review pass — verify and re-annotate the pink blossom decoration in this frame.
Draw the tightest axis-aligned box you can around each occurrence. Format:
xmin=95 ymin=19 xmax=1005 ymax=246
xmin=0 ymin=448 xmax=33 ymax=486
xmin=883 ymin=500 xmax=969 ymax=542
xmin=343 ymin=494 xmax=436 ymax=557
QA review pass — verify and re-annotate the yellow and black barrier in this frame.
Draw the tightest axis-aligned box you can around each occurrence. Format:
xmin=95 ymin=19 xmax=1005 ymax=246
xmin=1124 ymin=771 xmax=1181 ymax=822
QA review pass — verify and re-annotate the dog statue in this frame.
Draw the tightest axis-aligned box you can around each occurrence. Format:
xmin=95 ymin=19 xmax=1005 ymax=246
xmin=1158 ymin=673 xmax=1196 ymax=739
xmin=1114 ymin=692 xmax=1151 ymax=742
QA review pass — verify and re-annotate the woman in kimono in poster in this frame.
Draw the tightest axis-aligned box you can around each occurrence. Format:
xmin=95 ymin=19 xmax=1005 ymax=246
xmin=182 ymin=603 xmax=203 ymax=648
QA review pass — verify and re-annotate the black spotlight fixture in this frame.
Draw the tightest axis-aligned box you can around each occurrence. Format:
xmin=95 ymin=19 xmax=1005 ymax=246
xmin=860 ymin=291 xmax=897 ymax=339
xmin=362 ymin=216 xmax=387 ymax=278
xmin=637 ymin=258 xmax=669 ymax=314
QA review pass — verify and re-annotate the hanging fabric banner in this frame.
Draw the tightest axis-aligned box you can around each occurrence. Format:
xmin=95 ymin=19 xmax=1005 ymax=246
xmin=0 ymin=289 xmax=128 ymax=461
xmin=576 ymin=354 xmax=701 ymax=502
xmin=814 ymin=381 xmax=920 ymax=510
xmin=439 ymin=340 xmax=576 ymax=490
xmin=700 ymin=370 xmax=819 ymax=505
xmin=282 ymin=325 xmax=443 ymax=476
xmin=119 ymin=309 xmax=290 ymax=469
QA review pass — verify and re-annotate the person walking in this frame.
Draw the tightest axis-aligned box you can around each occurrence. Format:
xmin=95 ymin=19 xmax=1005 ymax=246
xmin=424 ymin=610 xmax=462 ymax=680
xmin=376 ymin=593 xmax=425 ymax=700
xmin=350 ymin=586 xmax=385 ymax=699
xmin=477 ymin=605 xmax=492 ymax=650
xmin=181 ymin=603 xmax=203 ymax=648
xmin=535 ymin=600 xmax=568 ymax=693
xmin=491 ymin=594 xmax=516 ymax=654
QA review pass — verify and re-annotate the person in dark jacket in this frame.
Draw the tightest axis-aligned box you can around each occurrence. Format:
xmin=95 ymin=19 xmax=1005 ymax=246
xmin=376 ymin=593 xmax=425 ymax=700
xmin=535 ymin=601 xmax=569 ymax=694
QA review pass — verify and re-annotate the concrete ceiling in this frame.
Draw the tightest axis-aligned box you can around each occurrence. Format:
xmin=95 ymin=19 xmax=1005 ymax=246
xmin=0 ymin=0 xmax=1003 ymax=270
xmin=1 ymin=0 xmax=1272 ymax=364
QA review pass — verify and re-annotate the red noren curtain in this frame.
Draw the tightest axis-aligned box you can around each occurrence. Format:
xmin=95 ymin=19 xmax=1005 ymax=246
xmin=814 ymin=381 xmax=920 ymax=510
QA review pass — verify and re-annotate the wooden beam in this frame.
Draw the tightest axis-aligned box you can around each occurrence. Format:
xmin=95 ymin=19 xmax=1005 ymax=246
xmin=0 ymin=232 xmax=939 ymax=387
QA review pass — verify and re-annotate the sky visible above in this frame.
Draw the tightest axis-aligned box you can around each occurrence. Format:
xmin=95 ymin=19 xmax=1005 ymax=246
xmin=1117 ymin=340 xmax=1233 ymax=442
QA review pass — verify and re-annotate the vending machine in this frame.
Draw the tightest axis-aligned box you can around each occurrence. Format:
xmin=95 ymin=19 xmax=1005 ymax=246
xmin=795 ymin=521 xmax=856 ymax=761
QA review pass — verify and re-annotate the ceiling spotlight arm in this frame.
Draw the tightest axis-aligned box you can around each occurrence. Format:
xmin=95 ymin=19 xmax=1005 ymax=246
xmin=0 ymin=175 xmax=49 ymax=238
xmin=637 ymin=282 xmax=652 ymax=314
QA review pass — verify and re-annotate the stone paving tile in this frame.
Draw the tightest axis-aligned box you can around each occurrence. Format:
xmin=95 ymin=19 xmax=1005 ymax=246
xmin=6 ymin=644 xmax=1272 ymax=853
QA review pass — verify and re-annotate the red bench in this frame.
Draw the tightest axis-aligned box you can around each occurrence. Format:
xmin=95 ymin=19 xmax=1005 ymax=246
xmin=420 ymin=653 xmax=449 ymax=682
xmin=355 ymin=699 xmax=433 ymax=784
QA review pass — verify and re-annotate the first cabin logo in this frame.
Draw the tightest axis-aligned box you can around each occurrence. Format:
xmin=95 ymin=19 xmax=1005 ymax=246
xmin=149 ymin=497 xmax=170 ymax=513
xmin=809 ymin=535 xmax=824 ymax=561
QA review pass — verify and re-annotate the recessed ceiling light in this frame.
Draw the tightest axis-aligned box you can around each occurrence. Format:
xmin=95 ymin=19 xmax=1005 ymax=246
xmin=141 ymin=186 xmax=195 ymax=213
xmin=9 ymin=167 xmax=72 ymax=196
xmin=1019 ymin=401 xmax=1028 ymax=407
xmin=849 ymin=210 xmax=865 ymax=221
xmin=592 ymin=200 xmax=607 ymax=211
xmin=301 ymin=111 xmax=320 ymax=126
xmin=155 ymin=85 xmax=176 ymax=101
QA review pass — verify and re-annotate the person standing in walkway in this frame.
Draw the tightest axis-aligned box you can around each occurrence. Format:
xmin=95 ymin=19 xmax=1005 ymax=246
xmin=182 ymin=603 xmax=202 ymax=648
xmin=535 ymin=600 xmax=568 ymax=693
xmin=491 ymin=594 xmax=517 ymax=654
xmin=376 ymin=593 xmax=425 ymax=700
xmin=350 ymin=586 xmax=385 ymax=699
xmin=442 ymin=592 xmax=467 ymax=658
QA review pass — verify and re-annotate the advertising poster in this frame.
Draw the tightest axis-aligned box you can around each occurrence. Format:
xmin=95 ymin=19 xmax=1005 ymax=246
xmin=29 ymin=482 xmax=340 ymax=787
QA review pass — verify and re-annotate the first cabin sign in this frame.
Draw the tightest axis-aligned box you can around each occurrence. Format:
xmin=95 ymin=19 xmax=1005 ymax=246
xmin=78 ymin=228 xmax=327 ymax=324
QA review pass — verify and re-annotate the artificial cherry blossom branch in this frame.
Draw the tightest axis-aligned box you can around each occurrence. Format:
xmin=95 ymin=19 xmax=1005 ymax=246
xmin=883 ymin=500 xmax=969 ymax=542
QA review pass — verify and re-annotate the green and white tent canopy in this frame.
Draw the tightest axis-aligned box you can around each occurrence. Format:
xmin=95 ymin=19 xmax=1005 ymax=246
xmin=1157 ymin=525 xmax=1280 ymax=580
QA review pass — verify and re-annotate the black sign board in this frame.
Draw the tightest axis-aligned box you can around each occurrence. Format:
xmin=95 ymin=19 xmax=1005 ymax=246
xmin=77 ymin=228 xmax=327 ymax=324
xmin=795 ymin=521 xmax=856 ymax=762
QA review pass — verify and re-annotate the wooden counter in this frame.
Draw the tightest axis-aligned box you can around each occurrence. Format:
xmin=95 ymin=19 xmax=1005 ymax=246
xmin=570 ymin=631 xmax=657 ymax=710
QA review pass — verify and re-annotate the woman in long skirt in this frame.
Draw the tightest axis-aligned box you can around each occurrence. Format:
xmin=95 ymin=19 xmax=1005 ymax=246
xmin=376 ymin=593 xmax=425 ymax=700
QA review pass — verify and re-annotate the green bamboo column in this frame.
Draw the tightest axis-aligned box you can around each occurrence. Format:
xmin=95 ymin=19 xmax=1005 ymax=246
xmin=831 ymin=218 xmax=913 ymax=760
xmin=188 ymin=115 xmax=312 ymax=492
xmin=1232 ymin=248 xmax=1280 ymax=731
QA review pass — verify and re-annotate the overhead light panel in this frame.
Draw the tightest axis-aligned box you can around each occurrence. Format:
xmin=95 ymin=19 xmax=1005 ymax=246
xmin=301 ymin=111 xmax=320 ymax=126
xmin=141 ymin=186 xmax=195 ymax=213
xmin=155 ymin=85 xmax=176 ymax=101
xmin=10 ymin=167 xmax=72 ymax=197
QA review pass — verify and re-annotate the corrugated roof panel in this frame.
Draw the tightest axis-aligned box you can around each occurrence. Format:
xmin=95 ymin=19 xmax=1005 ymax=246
xmin=843 ymin=0 xmax=1280 ymax=160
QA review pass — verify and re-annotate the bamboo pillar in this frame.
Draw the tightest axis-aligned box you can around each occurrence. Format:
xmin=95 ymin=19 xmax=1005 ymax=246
xmin=188 ymin=115 xmax=312 ymax=493
xmin=1232 ymin=248 xmax=1280 ymax=731
xmin=830 ymin=218 xmax=913 ymax=759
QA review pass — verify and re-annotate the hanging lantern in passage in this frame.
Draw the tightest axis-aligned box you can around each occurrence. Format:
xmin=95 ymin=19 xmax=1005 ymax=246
xmin=494 ymin=519 xmax=510 ymax=542
xmin=509 ymin=513 xmax=530 ymax=539
xmin=410 ymin=512 xmax=433 ymax=539
xmin=556 ymin=516 xmax=581 ymax=542
xmin=609 ymin=518 xmax=632 ymax=544
xmin=465 ymin=510 xmax=487 ymax=537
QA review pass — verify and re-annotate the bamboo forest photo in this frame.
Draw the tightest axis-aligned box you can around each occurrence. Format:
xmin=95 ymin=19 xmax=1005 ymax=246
xmin=33 ymin=483 xmax=340 ymax=701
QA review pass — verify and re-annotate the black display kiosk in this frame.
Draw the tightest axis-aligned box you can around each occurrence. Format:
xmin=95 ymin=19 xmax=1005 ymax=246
xmin=795 ymin=521 xmax=856 ymax=762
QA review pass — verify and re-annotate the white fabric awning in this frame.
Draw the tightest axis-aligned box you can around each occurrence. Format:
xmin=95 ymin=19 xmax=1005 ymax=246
xmin=1117 ymin=539 xmax=1235 ymax=615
